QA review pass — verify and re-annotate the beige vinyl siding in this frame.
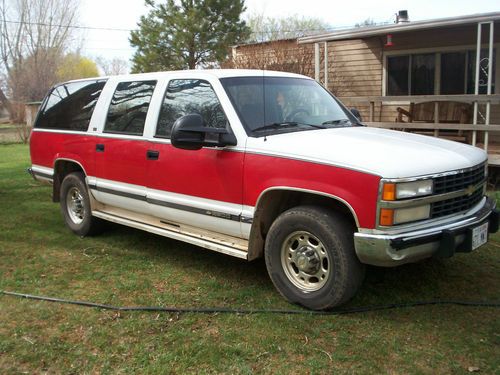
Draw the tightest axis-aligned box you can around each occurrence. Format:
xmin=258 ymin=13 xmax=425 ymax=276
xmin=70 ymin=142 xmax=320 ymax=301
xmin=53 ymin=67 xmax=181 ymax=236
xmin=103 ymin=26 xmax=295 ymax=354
xmin=327 ymin=37 xmax=382 ymax=98
xmin=329 ymin=38 xmax=384 ymax=121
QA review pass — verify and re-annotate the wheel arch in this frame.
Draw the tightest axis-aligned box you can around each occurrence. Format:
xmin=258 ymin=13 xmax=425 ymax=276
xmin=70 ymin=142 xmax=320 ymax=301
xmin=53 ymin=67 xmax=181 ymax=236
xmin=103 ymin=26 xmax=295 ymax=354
xmin=52 ymin=158 xmax=88 ymax=202
xmin=247 ymin=187 xmax=359 ymax=261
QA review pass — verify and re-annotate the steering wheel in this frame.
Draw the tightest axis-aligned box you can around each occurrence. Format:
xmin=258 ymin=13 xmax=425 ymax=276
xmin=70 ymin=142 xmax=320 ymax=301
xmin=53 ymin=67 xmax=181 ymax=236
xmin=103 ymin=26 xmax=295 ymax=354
xmin=285 ymin=108 xmax=310 ymax=121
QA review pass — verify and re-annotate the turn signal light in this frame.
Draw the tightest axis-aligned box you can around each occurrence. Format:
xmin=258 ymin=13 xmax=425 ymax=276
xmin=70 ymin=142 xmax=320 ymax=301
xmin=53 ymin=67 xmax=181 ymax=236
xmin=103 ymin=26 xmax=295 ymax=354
xmin=379 ymin=208 xmax=394 ymax=226
xmin=382 ymin=183 xmax=396 ymax=201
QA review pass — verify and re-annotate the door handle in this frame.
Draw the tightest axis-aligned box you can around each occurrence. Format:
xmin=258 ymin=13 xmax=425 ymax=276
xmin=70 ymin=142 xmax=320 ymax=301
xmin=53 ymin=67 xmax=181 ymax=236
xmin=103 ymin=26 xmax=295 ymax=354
xmin=96 ymin=144 xmax=105 ymax=152
xmin=147 ymin=150 xmax=160 ymax=160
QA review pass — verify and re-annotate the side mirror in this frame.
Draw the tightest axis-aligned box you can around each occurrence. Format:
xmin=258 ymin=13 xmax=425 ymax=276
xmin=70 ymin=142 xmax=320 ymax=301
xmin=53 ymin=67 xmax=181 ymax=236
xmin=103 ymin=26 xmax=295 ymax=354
xmin=171 ymin=114 xmax=237 ymax=150
xmin=350 ymin=108 xmax=363 ymax=122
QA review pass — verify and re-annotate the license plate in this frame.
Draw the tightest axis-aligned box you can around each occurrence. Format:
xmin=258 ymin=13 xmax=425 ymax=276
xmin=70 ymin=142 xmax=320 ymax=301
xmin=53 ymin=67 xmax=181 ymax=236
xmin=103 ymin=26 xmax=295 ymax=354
xmin=472 ymin=222 xmax=489 ymax=250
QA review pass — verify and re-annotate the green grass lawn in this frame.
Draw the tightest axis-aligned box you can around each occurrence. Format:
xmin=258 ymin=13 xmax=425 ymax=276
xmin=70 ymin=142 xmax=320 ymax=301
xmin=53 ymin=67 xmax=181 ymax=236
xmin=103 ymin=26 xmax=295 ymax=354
xmin=1 ymin=143 xmax=499 ymax=374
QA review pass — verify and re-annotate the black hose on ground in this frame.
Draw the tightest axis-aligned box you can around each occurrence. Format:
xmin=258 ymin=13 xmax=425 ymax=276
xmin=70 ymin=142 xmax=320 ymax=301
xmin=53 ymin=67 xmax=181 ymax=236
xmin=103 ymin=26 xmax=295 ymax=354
xmin=2 ymin=290 xmax=499 ymax=315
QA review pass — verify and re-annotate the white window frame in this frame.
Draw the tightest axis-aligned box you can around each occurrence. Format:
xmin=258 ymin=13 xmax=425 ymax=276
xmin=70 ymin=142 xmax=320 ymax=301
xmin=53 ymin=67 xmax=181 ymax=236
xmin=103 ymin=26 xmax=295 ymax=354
xmin=382 ymin=43 xmax=500 ymax=96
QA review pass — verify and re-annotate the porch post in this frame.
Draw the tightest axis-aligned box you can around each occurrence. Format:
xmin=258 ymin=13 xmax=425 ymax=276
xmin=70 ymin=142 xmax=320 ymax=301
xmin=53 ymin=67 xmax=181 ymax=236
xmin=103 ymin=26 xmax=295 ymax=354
xmin=484 ymin=21 xmax=494 ymax=152
xmin=434 ymin=102 xmax=439 ymax=137
xmin=314 ymin=43 xmax=320 ymax=82
xmin=472 ymin=22 xmax=482 ymax=146
xmin=324 ymin=42 xmax=328 ymax=89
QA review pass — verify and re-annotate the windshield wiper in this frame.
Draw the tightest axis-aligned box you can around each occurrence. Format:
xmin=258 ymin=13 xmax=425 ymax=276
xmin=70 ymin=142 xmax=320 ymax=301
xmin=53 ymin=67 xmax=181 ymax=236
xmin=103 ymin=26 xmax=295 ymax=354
xmin=252 ymin=122 xmax=325 ymax=133
xmin=321 ymin=119 xmax=352 ymax=126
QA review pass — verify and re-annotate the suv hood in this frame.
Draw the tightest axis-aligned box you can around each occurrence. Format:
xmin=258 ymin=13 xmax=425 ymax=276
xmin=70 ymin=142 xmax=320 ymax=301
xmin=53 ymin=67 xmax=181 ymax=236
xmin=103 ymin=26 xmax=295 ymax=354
xmin=244 ymin=127 xmax=487 ymax=178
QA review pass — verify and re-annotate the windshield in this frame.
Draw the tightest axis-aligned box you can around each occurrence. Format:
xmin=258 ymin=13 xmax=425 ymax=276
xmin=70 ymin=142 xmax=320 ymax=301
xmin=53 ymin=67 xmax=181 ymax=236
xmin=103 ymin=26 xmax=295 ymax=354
xmin=220 ymin=76 xmax=355 ymax=136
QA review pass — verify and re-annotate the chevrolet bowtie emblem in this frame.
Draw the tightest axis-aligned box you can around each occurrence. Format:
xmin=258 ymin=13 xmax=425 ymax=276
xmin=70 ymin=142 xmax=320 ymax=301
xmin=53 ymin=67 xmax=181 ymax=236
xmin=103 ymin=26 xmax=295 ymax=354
xmin=465 ymin=185 xmax=476 ymax=196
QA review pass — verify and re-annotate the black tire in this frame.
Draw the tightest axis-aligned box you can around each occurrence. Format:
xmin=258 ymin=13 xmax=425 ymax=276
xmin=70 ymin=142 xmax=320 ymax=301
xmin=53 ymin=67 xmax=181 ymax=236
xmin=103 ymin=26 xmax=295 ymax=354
xmin=60 ymin=172 xmax=104 ymax=237
xmin=264 ymin=205 xmax=365 ymax=310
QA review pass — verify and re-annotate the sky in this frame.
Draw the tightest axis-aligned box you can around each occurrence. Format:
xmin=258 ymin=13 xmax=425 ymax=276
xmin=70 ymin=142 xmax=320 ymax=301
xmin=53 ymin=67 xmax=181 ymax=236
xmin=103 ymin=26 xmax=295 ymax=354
xmin=79 ymin=0 xmax=500 ymax=66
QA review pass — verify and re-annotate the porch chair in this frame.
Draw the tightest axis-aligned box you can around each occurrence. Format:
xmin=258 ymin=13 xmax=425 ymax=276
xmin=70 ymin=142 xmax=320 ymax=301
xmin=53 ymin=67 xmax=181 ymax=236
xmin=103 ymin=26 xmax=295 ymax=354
xmin=396 ymin=101 xmax=472 ymax=143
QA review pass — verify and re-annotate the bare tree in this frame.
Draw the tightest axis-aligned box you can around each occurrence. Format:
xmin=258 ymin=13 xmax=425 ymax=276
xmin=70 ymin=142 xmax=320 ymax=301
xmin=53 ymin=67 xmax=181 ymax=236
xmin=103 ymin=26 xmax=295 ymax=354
xmin=96 ymin=56 xmax=129 ymax=76
xmin=246 ymin=13 xmax=330 ymax=43
xmin=224 ymin=39 xmax=320 ymax=78
xmin=0 ymin=0 xmax=80 ymax=121
xmin=355 ymin=18 xmax=377 ymax=28
xmin=225 ymin=40 xmax=350 ymax=96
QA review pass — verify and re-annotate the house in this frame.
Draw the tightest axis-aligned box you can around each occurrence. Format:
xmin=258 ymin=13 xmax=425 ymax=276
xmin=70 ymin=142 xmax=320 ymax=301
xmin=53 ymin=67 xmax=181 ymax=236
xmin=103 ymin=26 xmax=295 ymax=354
xmin=231 ymin=11 xmax=500 ymax=164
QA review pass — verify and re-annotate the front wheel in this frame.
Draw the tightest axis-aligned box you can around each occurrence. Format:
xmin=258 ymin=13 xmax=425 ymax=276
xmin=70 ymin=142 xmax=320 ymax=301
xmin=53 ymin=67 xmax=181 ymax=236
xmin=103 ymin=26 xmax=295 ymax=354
xmin=265 ymin=206 xmax=365 ymax=310
xmin=60 ymin=172 xmax=103 ymax=236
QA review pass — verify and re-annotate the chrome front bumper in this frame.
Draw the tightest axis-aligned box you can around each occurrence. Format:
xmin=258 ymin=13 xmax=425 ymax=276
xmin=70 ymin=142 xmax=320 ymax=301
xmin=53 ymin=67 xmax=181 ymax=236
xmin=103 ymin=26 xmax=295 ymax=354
xmin=354 ymin=197 xmax=499 ymax=267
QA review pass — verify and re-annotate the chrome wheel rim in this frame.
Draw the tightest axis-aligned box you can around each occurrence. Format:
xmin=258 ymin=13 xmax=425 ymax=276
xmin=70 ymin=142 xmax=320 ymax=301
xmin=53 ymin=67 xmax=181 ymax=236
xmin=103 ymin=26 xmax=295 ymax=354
xmin=66 ymin=187 xmax=85 ymax=225
xmin=280 ymin=231 xmax=330 ymax=292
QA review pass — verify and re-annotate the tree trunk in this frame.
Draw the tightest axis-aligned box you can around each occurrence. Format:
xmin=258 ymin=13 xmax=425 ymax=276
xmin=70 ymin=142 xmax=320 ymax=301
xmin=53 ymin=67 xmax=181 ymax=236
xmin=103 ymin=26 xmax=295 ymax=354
xmin=188 ymin=45 xmax=196 ymax=69
xmin=0 ymin=87 xmax=13 ymax=118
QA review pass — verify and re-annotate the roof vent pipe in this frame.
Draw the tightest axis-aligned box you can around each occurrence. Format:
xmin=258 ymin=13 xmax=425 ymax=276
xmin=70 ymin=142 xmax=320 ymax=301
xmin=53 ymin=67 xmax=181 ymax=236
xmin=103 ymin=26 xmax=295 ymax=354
xmin=396 ymin=10 xmax=409 ymax=23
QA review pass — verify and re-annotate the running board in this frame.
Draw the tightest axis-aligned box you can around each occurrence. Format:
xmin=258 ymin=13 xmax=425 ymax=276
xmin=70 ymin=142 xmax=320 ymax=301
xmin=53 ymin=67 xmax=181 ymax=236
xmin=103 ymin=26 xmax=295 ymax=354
xmin=92 ymin=210 xmax=249 ymax=260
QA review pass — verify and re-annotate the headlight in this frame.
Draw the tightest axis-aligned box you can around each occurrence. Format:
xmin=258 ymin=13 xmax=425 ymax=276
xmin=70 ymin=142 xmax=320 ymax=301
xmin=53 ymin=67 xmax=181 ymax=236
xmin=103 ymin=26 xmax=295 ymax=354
xmin=379 ymin=205 xmax=431 ymax=226
xmin=380 ymin=179 xmax=433 ymax=226
xmin=393 ymin=205 xmax=431 ymax=224
xmin=382 ymin=180 xmax=433 ymax=200
xmin=396 ymin=180 xmax=433 ymax=199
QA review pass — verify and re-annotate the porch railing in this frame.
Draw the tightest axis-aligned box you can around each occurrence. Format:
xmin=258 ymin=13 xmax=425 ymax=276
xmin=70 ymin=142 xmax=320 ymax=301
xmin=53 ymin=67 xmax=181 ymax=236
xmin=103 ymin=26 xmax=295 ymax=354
xmin=339 ymin=94 xmax=500 ymax=121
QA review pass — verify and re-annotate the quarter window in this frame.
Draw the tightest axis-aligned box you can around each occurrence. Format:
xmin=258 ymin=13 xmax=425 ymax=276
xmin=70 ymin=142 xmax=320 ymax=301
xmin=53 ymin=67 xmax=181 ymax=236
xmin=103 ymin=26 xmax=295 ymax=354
xmin=104 ymin=80 xmax=157 ymax=136
xmin=155 ymin=79 xmax=229 ymax=138
xmin=36 ymin=80 xmax=107 ymax=131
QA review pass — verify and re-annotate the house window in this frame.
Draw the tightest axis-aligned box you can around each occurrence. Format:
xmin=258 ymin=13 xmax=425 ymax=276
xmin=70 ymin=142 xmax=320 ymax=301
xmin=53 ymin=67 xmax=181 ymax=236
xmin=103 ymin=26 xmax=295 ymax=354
xmin=387 ymin=56 xmax=409 ymax=96
xmin=387 ymin=54 xmax=435 ymax=95
xmin=441 ymin=52 xmax=466 ymax=94
xmin=466 ymin=49 xmax=496 ymax=94
xmin=411 ymin=54 xmax=435 ymax=95
xmin=387 ymin=48 xmax=496 ymax=96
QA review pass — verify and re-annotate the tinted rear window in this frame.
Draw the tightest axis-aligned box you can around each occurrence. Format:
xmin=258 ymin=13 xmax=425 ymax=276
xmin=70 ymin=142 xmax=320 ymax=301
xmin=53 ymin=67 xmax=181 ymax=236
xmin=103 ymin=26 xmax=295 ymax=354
xmin=35 ymin=80 xmax=107 ymax=131
xmin=104 ymin=80 xmax=157 ymax=136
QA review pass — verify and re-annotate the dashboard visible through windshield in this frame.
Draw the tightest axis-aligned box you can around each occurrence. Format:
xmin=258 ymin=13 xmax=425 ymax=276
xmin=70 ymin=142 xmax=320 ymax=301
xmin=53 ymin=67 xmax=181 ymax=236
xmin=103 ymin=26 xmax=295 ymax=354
xmin=220 ymin=76 xmax=355 ymax=137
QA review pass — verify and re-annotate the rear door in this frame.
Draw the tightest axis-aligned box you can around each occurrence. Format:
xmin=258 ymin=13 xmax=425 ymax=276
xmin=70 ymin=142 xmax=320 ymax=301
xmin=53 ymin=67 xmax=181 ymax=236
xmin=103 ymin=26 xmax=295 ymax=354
xmin=91 ymin=79 xmax=158 ymax=214
xmin=146 ymin=77 xmax=245 ymax=238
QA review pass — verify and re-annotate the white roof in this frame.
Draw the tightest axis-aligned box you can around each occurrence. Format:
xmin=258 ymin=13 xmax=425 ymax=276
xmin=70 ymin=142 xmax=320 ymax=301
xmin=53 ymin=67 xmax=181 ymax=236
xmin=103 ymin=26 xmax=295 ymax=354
xmin=63 ymin=69 xmax=308 ymax=85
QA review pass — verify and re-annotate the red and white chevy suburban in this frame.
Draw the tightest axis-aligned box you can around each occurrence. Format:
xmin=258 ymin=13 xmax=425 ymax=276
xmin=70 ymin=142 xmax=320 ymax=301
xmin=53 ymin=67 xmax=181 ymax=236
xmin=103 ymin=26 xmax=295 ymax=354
xmin=29 ymin=70 xmax=499 ymax=310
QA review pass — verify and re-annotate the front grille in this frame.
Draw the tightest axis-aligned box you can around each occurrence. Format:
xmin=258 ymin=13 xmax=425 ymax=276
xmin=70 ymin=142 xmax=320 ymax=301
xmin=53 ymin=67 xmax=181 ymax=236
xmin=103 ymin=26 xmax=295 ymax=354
xmin=433 ymin=164 xmax=485 ymax=195
xmin=431 ymin=187 xmax=484 ymax=219
xmin=380 ymin=163 xmax=487 ymax=227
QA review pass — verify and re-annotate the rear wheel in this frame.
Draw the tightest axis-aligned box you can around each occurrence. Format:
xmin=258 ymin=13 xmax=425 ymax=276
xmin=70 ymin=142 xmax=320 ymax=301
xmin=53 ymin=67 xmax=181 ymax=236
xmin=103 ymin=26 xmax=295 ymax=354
xmin=265 ymin=206 xmax=365 ymax=310
xmin=60 ymin=172 xmax=103 ymax=236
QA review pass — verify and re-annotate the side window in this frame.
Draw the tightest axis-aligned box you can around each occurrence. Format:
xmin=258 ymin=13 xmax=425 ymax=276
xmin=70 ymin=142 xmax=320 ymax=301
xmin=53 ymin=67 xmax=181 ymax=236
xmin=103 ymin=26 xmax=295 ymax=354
xmin=35 ymin=80 xmax=107 ymax=131
xmin=104 ymin=80 xmax=156 ymax=136
xmin=156 ymin=79 xmax=229 ymax=138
